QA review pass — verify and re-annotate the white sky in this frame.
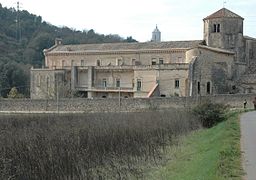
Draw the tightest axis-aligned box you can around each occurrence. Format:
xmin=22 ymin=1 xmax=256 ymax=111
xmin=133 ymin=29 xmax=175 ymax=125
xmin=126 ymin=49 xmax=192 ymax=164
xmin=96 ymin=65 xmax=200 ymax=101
xmin=1 ymin=0 xmax=255 ymax=42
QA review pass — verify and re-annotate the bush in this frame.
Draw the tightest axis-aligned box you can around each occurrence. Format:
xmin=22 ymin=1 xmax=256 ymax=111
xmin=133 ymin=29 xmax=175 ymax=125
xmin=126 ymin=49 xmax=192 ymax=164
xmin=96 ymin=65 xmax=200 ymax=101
xmin=193 ymin=102 xmax=228 ymax=128
xmin=7 ymin=87 xmax=24 ymax=98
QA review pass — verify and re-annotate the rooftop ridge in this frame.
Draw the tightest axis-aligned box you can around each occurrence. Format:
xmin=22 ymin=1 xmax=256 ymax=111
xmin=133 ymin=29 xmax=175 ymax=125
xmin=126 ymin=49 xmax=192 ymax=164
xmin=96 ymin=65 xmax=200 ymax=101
xmin=46 ymin=40 xmax=204 ymax=53
xmin=203 ymin=8 xmax=244 ymax=20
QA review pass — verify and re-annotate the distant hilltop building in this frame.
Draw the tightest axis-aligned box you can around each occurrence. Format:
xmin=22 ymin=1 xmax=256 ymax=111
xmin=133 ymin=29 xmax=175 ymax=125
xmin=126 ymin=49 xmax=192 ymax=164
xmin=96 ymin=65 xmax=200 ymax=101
xmin=31 ymin=8 xmax=256 ymax=99
xmin=151 ymin=25 xmax=161 ymax=42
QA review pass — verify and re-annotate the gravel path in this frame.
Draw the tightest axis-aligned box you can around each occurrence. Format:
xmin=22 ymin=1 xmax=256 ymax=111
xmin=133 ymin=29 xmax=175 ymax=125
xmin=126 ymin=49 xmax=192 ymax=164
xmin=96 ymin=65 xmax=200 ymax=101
xmin=241 ymin=111 xmax=256 ymax=180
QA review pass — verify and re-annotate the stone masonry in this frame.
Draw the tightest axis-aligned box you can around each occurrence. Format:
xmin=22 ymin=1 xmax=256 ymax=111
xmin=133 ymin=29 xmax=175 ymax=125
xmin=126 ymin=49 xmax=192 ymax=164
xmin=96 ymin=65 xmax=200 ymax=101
xmin=30 ymin=8 xmax=256 ymax=99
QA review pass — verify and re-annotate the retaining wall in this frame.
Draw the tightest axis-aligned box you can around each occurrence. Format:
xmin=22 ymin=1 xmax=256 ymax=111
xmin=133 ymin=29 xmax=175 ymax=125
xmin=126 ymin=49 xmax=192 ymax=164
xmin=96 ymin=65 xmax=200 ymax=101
xmin=0 ymin=94 xmax=255 ymax=113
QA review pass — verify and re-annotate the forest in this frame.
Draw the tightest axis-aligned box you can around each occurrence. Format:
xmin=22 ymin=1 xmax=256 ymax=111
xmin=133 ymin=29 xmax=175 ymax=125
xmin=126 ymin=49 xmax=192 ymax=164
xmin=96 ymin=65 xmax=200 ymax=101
xmin=0 ymin=3 xmax=136 ymax=97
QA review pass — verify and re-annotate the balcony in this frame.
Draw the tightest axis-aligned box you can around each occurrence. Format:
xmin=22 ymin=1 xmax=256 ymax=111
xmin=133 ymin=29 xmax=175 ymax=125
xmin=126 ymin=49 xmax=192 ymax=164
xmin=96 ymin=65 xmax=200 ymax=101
xmin=76 ymin=64 xmax=189 ymax=71
xmin=75 ymin=85 xmax=134 ymax=93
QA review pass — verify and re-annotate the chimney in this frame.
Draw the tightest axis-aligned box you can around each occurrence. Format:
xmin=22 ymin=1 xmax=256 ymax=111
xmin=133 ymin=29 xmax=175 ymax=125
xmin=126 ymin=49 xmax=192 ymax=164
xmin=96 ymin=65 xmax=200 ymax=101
xmin=55 ymin=38 xmax=62 ymax=46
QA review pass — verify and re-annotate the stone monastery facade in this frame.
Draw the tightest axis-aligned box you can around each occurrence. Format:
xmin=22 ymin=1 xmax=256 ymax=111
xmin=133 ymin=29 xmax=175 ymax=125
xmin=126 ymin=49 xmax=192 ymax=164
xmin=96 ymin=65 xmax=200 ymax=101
xmin=31 ymin=8 xmax=256 ymax=99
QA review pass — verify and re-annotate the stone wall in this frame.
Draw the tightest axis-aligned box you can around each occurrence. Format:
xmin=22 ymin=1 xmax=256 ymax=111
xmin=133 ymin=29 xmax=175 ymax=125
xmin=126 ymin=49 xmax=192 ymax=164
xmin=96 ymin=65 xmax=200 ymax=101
xmin=187 ymin=46 xmax=235 ymax=96
xmin=0 ymin=94 xmax=255 ymax=113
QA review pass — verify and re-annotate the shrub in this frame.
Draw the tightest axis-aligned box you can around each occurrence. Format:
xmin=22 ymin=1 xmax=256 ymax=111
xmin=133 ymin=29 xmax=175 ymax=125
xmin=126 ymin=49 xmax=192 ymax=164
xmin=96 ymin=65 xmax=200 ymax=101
xmin=7 ymin=87 xmax=24 ymax=98
xmin=193 ymin=102 xmax=228 ymax=128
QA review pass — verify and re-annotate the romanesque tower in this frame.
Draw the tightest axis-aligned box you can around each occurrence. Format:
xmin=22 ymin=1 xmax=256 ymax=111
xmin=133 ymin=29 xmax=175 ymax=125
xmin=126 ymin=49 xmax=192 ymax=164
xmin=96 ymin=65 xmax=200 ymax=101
xmin=203 ymin=8 xmax=245 ymax=63
xmin=152 ymin=25 xmax=161 ymax=42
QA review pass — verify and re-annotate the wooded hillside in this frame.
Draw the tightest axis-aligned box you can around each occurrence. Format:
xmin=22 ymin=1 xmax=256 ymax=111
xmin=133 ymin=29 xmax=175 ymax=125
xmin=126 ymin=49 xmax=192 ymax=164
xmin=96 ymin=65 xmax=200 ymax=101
xmin=0 ymin=3 xmax=136 ymax=97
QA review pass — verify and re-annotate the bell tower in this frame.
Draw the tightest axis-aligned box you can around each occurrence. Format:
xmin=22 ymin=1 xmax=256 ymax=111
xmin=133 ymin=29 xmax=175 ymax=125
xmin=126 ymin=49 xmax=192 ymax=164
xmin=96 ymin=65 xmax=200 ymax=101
xmin=203 ymin=8 xmax=245 ymax=62
xmin=151 ymin=25 xmax=161 ymax=42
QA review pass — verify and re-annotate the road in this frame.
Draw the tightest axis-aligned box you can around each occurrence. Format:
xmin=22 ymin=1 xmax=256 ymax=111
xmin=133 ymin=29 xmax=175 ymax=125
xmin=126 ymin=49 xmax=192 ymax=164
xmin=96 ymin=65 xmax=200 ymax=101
xmin=241 ymin=111 xmax=256 ymax=180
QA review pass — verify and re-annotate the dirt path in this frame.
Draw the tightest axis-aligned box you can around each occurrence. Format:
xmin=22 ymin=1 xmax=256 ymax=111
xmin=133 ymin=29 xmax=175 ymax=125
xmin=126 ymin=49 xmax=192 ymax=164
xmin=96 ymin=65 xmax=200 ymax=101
xmin=241 ymin=111 xmax=256 ymax=180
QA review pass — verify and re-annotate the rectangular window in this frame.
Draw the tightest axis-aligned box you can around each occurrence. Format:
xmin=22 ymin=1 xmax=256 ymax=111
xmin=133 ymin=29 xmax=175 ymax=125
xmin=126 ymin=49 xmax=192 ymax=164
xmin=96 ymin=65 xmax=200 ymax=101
xmin=135 ymin=61 xmax=141 ymax=65
xmin=46 ymin=77 xmax=50 ymax=95
xmin=159 ymin=58 xmax=164 ymax=64
xmin=214 ymin=24 xmax=220 ymax=33
xmin=249 ymin=49 xmax=253 ymax=59
xmin=52 ymin=61 xmax=56 ymax=69
xmin=81 ymin=60 xmax=85 ymax=66
xmin=137 ymin=79 xmax=142 ymax=91
xmin=175 ymin=79 xmax=180 ymax=89
xmin=207 ymin=82 xmax=211 ymax=94
xmin=103 ymin=78 xmax=107 ymax=88
xmin=132 ymin=59 xmax=136 ymax=65
xmin=116 ymin=78 xmax=120 ymax=88
xmin=197 ymin=82 xmax=201 ymax=94
xmin=151 ymin=58 xmax=157 ymax=65
xmin=71 ymin=60 xmax=75 ymax=67
xmin=117 ymin=59 xmax=122 ymax=66
xmin=97 ymin=60 xmax=101 ymax=66
xmin=37 ymin=75 xmax=41 ymax=87
xmin=62 ymin=60 xmax=65 ymax=67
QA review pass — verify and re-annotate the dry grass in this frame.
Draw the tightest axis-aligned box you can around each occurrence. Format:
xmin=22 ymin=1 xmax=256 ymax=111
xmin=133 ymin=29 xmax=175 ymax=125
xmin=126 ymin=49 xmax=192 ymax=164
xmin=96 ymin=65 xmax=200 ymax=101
xmin=0 ymin=110 xmax=200 ymax=179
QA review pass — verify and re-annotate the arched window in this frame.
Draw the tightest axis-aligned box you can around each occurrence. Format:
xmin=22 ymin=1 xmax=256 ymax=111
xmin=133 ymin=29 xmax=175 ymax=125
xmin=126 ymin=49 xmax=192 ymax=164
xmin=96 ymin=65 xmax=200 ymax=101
xmin=213 ymin=24 xmax=221 ymax=33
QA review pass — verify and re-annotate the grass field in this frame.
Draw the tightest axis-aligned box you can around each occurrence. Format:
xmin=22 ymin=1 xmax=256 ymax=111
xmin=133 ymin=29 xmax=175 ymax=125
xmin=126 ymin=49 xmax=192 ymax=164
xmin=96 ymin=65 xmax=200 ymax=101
xmin=0 ymin=110 xmax=200 ymax=179
xmin=145 ymin=111 xmax=244 ymax=180
xmin=0 ymin=107 xmax=243 ymax=179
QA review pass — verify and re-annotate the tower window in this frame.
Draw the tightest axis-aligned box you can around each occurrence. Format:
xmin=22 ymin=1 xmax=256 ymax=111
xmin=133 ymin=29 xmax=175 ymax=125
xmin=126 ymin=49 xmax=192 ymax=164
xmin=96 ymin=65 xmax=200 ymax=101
xmin=213 ymin=24 xmax=220 ymax=33
xmin=217 ymin=24 xmax=220 ymax=32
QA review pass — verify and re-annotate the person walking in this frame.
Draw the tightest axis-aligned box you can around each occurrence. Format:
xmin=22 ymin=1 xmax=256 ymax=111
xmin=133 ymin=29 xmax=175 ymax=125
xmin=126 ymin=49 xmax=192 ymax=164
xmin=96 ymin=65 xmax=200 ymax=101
xmin=244 ymin=99 xmax=247 ymax=109
xmin=253 ymin=97 xmax=256 ymax=110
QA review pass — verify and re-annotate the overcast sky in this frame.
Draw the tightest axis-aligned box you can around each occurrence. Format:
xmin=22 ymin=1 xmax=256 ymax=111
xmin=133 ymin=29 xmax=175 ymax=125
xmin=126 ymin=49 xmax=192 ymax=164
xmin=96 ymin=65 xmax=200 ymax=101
xmin=1 ymin=0 xmax=255 ymax=42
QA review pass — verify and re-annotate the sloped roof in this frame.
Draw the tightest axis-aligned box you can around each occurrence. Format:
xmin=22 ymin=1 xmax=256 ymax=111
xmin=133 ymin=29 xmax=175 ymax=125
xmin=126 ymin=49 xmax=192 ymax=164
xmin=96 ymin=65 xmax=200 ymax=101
xmin=198 ymin=45 xmax=235 ymax=54
xmin=153 ymin=25 xmax=161 ymax=33
xmin=47 ymin=40 xmax=203 ymax=53
xmin=244 ymin=36 xmax=256 ymax=41
xmin=204 ymin=8 xmax=244 ymax=20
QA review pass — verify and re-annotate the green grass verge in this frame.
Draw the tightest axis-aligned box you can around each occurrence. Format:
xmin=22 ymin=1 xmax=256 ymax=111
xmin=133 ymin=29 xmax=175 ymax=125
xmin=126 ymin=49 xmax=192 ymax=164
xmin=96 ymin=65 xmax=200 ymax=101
xmin=145 ymin=111 xmax=244 ymax=180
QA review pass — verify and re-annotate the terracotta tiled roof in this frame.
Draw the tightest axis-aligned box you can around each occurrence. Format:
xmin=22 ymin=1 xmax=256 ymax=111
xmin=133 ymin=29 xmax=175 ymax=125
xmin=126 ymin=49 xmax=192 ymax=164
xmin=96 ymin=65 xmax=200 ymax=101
xmin=204 ymin=8 xmax=244 ymax=20
xmin=48 ymin=40 xmax=203 ymax=53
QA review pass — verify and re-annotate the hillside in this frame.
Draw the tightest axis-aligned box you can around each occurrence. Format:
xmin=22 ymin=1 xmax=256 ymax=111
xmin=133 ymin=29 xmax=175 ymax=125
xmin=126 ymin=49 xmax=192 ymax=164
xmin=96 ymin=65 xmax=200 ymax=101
xmin=0 ymin=3 xmax=136 ymax=97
